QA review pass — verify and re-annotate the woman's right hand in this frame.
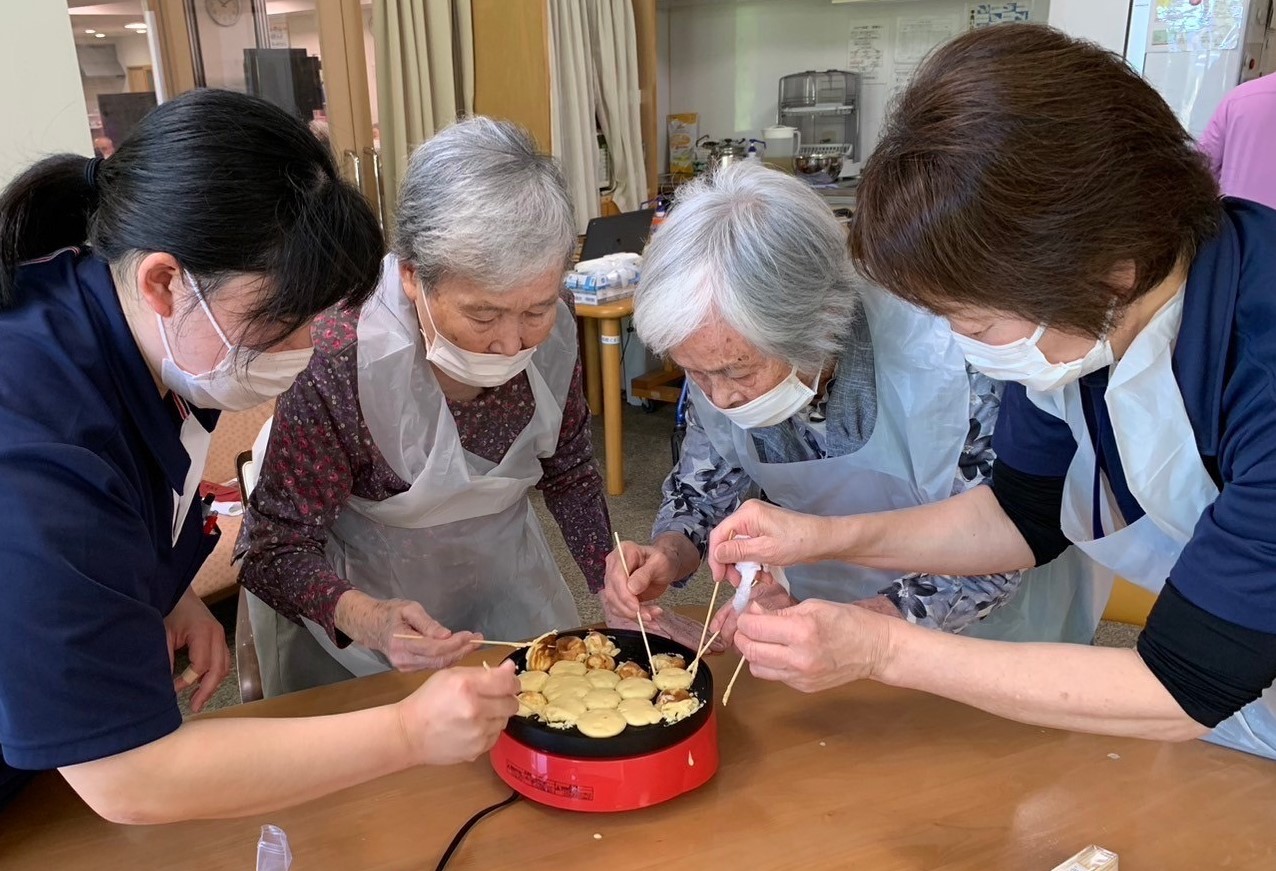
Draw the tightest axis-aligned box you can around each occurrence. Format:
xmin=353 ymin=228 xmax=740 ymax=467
xmin=336 ymin=591 xmax=479 ymax=671
xmin=706 ymin=570 xmax=796 ymax=649
xmin=397 ymin=661 xmax=520 ymax=766
xmin=602 ymin=535 xmax=692 ymax=620
xmin=708 ymin=500 xmax=840 ymax=583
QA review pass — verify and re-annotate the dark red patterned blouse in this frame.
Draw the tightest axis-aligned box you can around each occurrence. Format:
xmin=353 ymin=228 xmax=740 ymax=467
xmin=237 ymin=307 xmax=611 ymax=640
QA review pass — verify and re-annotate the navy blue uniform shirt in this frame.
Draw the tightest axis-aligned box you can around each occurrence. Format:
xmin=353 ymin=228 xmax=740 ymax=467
xmin=993 ymin=198 xmax=1276 ymax=634
xmin=0 ymin=249 xmax=218 ymax=790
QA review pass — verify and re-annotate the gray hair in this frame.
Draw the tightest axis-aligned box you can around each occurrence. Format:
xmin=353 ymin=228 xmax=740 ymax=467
xmin=634 ymin=163 xmax=859 ymax=374
xmin=393 ymin=117 xmax=576 ymax=291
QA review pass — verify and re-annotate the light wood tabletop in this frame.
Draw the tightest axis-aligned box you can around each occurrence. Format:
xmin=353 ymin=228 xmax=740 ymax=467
xmin=3 ymin=645 xmax=1274 ymax=870
xmin=574 ymin=297 xmax=635 ymax=496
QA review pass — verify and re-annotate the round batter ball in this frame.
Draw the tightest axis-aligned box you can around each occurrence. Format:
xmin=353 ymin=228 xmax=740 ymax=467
xmin=517 ymin=691 xmax=548 ymax=717
xmin=576 ymin=708 xmax=627 ymax=739
xmin=615 ymin=661 xmax=649 ymax=680
xmin=542 ymin=675 xmax=591 ymax=701
xmin=585 ymin=669 xmax=620 ymax=689
xmin=543 ymin=697 xmax=587 ymax=725
xmin=651 ymin=653 xmax=686 ymax=672
xmin=653 ymin=667 xmax=693 ymax=692
xmin=582 ymin=689 xmax=622 ymax=710
xmin=517 ymin=670 xmax=550 ymax=693
xmin=617 ymin=698 xmax=663 ymax=727
xmin=549 ymin=659 xmax=588 ymax=677
xmin=616 ymin=677 xmax=657 ymax=700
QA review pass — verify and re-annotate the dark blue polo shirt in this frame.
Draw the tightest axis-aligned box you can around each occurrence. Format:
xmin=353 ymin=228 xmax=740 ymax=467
xmin=0 ymin=249 xmax=219 ymax=791
xmin=993 ymin=198 xmax=1276 ymax=634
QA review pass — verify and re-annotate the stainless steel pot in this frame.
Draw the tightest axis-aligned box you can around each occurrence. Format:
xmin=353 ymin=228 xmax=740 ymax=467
xmin=794 ymin=152 xmax=844 ymax=184
xmin=698 ymin=137 xmax=752 ymax=173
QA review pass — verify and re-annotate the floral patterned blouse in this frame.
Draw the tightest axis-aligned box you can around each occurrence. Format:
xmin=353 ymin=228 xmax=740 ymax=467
xmin=237 ymin=306 xmax=611 ymax=641
xmin=653 ymin=315 xmax=1019 ymax=632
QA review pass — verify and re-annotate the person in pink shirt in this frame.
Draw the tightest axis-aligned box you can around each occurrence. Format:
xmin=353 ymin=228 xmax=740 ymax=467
xmin=1200 ymin=74 xmax=1276 ymax=209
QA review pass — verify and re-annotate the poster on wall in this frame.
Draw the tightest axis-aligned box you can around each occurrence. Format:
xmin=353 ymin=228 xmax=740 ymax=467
xmin=892 ymin=15 xmax=959 ymax=98
xmin=969 ymin=2 xmax=1032 ymax=29
xmin=895 ymin=15 xmax=960 ymax=65
xmin=847 ymin=22 xmax=888 ymax=84
xmin=1149 ymin=0 xmax=1244 ymax=52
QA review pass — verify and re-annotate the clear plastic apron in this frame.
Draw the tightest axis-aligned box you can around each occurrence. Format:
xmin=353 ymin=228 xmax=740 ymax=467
xmin=695 ymin=288 xmax=1107 ymax=643
xmin=1027 ymin=289 xmax=1275 ymax=760
xmin=250 ymin=258 xmax=580 ymax=687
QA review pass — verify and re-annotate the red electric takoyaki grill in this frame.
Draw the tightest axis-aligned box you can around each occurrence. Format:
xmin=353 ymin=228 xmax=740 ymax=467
xmin=489 ymin=628 xmax=719 ymax=812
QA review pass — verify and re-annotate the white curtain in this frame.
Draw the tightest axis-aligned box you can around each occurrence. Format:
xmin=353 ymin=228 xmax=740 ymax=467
xmin=547 ymin=0 xmax=600 ymax=233
xmin=373 ymin=0 xmax=475 ymax=231
xmin=586 ymin=0 xmax=647 ymax=214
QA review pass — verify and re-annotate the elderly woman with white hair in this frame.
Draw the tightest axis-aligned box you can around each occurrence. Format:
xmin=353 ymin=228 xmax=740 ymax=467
xmin=606 ymin=163 xmax=1102 ymax=647
xmin=239 ymin=118 xmax=610 ymax=696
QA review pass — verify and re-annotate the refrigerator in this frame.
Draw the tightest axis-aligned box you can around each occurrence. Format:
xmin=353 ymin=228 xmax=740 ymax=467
xmin=1125 ymin=0 xmax=1274 ymax=137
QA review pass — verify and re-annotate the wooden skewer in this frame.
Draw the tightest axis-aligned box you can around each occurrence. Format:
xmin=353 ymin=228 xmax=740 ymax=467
xmin=722 ymin=655 xmax=748 ymax=707
xmin=391 ymin=635 xmax=529 ymax=647
xmin=614 ymin=532 xmax=656 ymax=674
xmin=690 ymin=579 xmax=723 ymax=679
xmin=687 ymin=628 xmax=720 ymax=678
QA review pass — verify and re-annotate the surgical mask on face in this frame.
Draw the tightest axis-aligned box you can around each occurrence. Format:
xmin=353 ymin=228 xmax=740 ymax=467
xmin=417 ymin=294 xmax=537 ymax=388
xmin=711 ymin=367 xmax=817 ymax=429
xmin=952 ymin=325 xmax=1113 ymax=393
xmin=157 ymin=271 xmax=314 ymax=411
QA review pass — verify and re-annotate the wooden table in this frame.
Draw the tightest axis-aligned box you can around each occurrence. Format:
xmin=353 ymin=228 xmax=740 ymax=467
xmin=575 ymin=298 xmax=633 ymax=495
xmin=4 ymin=647 xmax=1275 ymax=870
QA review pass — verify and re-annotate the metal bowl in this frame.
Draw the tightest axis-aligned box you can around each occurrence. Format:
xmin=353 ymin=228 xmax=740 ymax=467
xmin=502 ymin=628 xmax=714 ymax=760
xmin=794 ymin=152 xmax=843 ymax=184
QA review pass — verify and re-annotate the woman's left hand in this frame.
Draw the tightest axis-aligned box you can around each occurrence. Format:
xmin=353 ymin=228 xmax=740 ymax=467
xmin=165 ymin=588 xmax=231 ymax=713
xmin=734 ymin=599 xmax=894 ymax=694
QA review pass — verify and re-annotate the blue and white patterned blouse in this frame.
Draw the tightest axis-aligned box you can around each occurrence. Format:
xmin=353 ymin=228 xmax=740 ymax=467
xmin=653 ymin=315 xmax=1019 ymax=633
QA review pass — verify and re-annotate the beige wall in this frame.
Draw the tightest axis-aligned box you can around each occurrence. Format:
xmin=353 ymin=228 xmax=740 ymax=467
xmin=270 ymin=9 xmax=379 ymax=125
xmin=194 ymin=0 xmax=258 ymax=91
xmin=0 ymin=3 xmax=92 ymax=185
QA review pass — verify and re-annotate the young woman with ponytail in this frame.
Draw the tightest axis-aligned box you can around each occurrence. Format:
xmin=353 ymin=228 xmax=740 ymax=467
xmin=0 ymin=89 xmax=519 ymax=823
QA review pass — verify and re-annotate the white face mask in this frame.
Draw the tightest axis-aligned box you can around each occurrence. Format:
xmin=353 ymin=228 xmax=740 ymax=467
xmin=417 ymin=294 xmax=537 ymax=388
xmin=953 ymin=325 xmax=1113 ymax=393
xmin=157 ymin=272 xmax=314 ymax=411
xmin=711 ymin=367 xmax=817 ymax=429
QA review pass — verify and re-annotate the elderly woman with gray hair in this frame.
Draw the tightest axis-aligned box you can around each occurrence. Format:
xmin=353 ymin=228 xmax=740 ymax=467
xmin=606 ymin=162 xmax=1102 ymax=647
xmin=239 ymin=118 xmax=610 ymax=696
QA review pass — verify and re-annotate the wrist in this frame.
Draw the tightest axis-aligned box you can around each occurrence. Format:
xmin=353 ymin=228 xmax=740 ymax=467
xmin=820 ymin=513 xmax=864 ymax=563
xmin=653 ymin=532 xmax=698 ymax=579
xmin=335 ymin=589 xmax=379 ymax=645
xmin=871 ymin=613 xmax=912 ymax=686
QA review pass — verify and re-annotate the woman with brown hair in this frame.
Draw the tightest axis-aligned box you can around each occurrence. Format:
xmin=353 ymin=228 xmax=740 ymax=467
xmin=705 ymin=23 xmax=1276 ymax=760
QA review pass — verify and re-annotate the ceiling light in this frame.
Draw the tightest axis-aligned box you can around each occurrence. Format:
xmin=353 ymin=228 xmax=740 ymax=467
xmin=95 ymin=32 xmax=106 ymax=38
xmin=124 ymin=22 xmax=147 ymax=30
xmin=85 ymin=29 xmax=96 ymax=34
xmin=136 ymin=28 xmax=148 ymax=34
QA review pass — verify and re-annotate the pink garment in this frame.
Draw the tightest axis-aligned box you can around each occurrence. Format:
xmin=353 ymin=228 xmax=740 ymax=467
xmin=1200 ymin=75 xmax=1276 ymax=210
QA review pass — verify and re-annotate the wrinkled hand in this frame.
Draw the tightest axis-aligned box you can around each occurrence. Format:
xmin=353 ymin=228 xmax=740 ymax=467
xmin=708 ymin=500 xmax=836 ymax=583
xmin=602 ymin=538 xmax=684 ymax=620
xmin=165 ymin=588 xmax=231 ymax=714
xmin=338 ymin=592 xmax=479 ymax=672
xmin=605 ymin=603 xmax=729 ymax=658
xmin=398 ymin=661 xmax=520 ymax=765
xmin=707 ymin=570 xmax=796 ymax=650
xmin=734 ymin=599 xmax=893 ymax=694
xmin=852 ymin=595 xmax=904 ymax=619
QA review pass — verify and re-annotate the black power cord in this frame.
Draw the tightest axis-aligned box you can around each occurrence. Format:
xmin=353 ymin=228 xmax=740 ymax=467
xmin=433 ymin=790 xmax=522 ymax=871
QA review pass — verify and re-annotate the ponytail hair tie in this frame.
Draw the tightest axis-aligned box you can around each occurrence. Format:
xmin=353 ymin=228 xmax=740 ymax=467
xmin=84 ymin=156 xmax=104 ymax=190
